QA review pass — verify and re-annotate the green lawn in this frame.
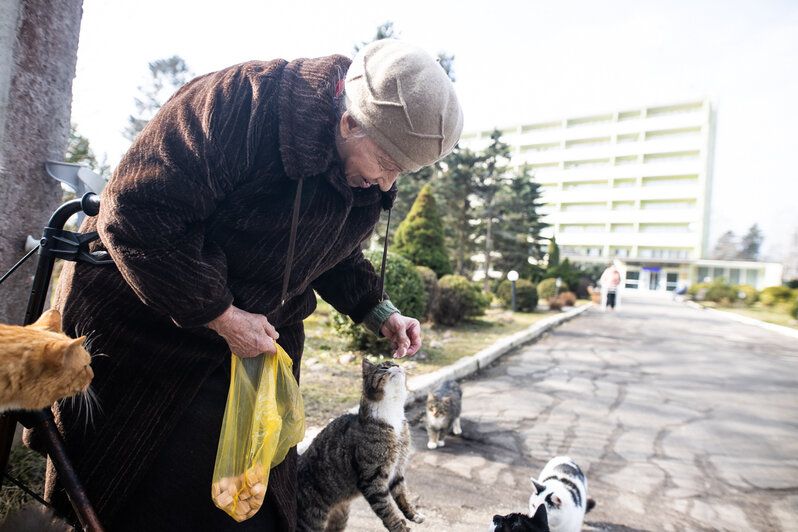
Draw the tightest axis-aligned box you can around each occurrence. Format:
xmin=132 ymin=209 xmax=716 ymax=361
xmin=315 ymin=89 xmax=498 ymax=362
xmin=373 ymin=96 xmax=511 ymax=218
xmin=710 ymin=303 xmax=798 ymax=330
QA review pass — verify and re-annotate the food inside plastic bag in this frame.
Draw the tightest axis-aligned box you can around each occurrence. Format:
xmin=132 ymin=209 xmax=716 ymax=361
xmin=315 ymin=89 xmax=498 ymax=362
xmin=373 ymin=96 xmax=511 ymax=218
xmin=212 ymin=343 xmax=305 ymax=522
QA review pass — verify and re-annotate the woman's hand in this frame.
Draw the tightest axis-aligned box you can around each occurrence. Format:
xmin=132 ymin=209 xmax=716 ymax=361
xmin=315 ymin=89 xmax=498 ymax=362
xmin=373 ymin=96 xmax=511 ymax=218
xmin=207 ymin=304 xmax=279 ymax=358
xmin=380 ymin=313 xmax=422 ymax=358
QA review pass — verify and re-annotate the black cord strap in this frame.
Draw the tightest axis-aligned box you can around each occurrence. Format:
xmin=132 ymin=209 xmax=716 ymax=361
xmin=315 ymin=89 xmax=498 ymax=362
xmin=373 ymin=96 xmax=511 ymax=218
xmin=0 ymin=245 xmax=39 ymax=286
xmin=379 ymin=209 xmax=391 ymax=301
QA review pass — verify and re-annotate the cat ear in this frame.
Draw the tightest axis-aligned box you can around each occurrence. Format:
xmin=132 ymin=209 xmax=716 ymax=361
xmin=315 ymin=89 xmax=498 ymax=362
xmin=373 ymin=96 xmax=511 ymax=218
xmin=31 ymin=309 xmax=63 ymax=333
xmin=67 ymin=336 xmax=87 ymax=353
xmin=442 ymin=397 xmax=451 ymax=406
xmin=361 ymin=358 xmax=373 ymax=377
xmin=43 ymin=341 xmax=67 ymax=369
xmin=531 ymin=479 xmax=546 ymax=494
xmin=551 ymin=495 xmax=563 ymax=509
xmin=427 ymin=392 xmax=435 ymax=402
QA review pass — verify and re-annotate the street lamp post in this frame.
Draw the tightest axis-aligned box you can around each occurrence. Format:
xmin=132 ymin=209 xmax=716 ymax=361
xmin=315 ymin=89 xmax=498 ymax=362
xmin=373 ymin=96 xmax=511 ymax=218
xmin=555 ymin=277 xmax=562 ymax=299
xmin=507 ymin=270 xmax=519 ymax=312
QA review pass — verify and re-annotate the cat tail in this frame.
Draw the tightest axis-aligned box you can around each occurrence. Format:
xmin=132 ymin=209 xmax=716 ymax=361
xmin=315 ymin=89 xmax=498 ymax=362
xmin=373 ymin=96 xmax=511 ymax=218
xmin=324 ymin=503 xmax=349 ymax=532
xmin=586 ymin=498 xmax=596 ymax=513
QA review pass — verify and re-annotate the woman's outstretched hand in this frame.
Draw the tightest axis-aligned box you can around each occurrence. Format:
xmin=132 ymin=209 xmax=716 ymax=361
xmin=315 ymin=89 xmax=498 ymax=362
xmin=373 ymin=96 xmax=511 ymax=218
xmin=380 ymin=313 xmax=422 ymax=358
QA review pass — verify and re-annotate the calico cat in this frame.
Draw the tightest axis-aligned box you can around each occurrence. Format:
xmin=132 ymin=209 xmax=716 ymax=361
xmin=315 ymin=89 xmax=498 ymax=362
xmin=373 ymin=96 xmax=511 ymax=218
xmin=297 ymin=358 xmax=424 ymax=532
xmin=528 ymin=456 xmax=595 ymax=532
xmin=490 ymin=504 xmax=549 ymax=532
xmin=0 ymin=309 xmax=94 ymax=413
xmin=425 ymin=379 xmax=462 ymax=449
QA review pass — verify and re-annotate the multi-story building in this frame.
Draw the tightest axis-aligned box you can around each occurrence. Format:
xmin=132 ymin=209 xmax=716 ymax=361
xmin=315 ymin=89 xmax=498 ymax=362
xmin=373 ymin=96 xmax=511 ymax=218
xmin=460 ymin=99 xmax=782 ymax=291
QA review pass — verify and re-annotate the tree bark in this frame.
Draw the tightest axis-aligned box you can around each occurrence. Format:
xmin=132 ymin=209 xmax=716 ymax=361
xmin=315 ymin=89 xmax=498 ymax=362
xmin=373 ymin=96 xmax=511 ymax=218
xmin=0 ymin=0 xmax=83 ymax=324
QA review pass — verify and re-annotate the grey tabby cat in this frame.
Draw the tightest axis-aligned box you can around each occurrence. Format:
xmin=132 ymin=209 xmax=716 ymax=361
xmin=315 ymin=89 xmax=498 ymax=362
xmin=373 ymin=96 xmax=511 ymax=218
xmin=425 ymin=379 xmax=462 ymax=449
xmin=297 ymin=358 xmax=425 ymax=532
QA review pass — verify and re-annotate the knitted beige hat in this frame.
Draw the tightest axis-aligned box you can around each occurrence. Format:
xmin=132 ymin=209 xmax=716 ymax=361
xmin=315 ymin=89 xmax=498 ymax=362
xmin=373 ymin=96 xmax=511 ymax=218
xmin=345 ymin=39 xmax=464 ymax=173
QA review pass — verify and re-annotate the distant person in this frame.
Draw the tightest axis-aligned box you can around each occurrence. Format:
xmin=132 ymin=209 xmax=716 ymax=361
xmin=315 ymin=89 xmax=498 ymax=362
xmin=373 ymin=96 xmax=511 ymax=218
xmin=600 ymin=264 xmax=622 ymax=311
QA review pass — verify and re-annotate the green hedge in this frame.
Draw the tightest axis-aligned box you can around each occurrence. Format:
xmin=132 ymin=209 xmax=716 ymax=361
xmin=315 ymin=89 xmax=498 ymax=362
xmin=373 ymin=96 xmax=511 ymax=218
xmin=496 ymin=279 xmax=538 ymax=312
xmin=415 ymin=265 xmax=440 ymax=321
xmin=537 ymin=278 xmax=558 ymax=301
xmin=760 ymin=285 xmax=795 ymax=307
xmin=433 ymin=275 xmax=489 ymax=326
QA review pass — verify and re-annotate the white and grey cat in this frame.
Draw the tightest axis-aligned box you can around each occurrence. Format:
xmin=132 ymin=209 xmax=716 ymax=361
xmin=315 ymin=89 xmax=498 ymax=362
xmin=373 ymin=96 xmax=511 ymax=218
xmin=528 ymin=456 xmax=595 ymax=532
xmin=425 ymin=379 xmax=462 ymax=449
xmin=297 ymin=359 xmax=424 ymax=532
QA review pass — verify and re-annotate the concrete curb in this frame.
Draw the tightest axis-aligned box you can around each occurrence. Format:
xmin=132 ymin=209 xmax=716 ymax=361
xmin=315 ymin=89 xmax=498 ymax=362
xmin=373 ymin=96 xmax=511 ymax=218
xmin=298 ymin=304 xmax=593 ymax=454
xmin=685 ymin=300 xmax=798 ymax=340
xmin=403 ymin=303 xmax=593 ymax=406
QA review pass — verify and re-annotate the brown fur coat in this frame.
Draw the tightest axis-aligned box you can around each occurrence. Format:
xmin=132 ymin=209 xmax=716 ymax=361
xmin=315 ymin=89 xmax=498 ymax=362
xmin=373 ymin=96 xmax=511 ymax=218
xmin=27 ymin=54 xmax=396 ymax=530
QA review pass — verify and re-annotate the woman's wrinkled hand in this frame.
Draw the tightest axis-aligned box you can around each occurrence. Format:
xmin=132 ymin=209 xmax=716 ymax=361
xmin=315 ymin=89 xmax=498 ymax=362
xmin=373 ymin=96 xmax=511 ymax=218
xmin=380 ymin=313 xmax=422 ymax=359
xmin=207 ymin=304 xmax=279 ymax=358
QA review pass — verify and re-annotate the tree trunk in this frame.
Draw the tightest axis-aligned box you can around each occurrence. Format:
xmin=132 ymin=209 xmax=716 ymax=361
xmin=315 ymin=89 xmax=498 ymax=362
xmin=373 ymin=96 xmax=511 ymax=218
xmin=483 ymin=215 xmax=492 ymax=292
xmin=0 ymin=0 xmax=83 ymax=325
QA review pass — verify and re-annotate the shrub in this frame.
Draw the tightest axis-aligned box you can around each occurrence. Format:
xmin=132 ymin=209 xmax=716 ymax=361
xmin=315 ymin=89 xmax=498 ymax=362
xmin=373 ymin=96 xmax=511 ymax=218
xmin=330 ymin=250 xmax=426 ymax=351
xmin=537 ymin=278 xmax=558 ymax=301
xmin=732 ymin=284 xmax=759 ymax=306
xmin=433 ymin=275 xmax=488 ymax=326
xmin=415 ymin=265 xmax=440 ymax=321
xmin=496 ymin=279 xmax=538 ymax=312
xmin=556 ymin=291 xmax=577 ymax=307
xmin=760 ymin=285 xmax=795 ymax=307
xmin=704 ymin=279 xmax=737 ymax=304
xmin=547 ymin=297 xmax=563 ymax=311
xmin=790 ymin=295 xmax=798 ymax=319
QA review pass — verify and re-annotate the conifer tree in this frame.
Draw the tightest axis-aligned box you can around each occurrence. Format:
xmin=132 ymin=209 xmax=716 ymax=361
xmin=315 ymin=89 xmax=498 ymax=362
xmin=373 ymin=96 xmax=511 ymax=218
xmin=393 ymin=184 xmax=452 ymax=277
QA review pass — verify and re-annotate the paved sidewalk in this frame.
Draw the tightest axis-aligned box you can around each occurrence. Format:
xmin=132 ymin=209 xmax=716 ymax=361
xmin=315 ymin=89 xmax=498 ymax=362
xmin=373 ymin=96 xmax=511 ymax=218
xmin=345 ymin=293 xmax=798 ymax=531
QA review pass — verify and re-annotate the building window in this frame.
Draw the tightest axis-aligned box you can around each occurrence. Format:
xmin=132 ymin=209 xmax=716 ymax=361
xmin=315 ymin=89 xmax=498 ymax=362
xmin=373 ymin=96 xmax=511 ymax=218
xmin=612 ymin=201 xmax=635 ymax=210
xmin=640 ymin=199 xmax=696 ymax=210
xmin=615 ymin=155 xmax=638 ymax=165
xmin=567 ymin=114 xmax=613 ymax=127
xmin=565 ymin=137 xmax=611 ymax=148
xmin=617 ymin=133 xmax=640 ymax=143
xmin=564 ymin=158 xmax=610 ymax=169
xmin=611 ymin=224 xmax=634 ymax=233
xmin=522 ymin=121 xmax=562 ymax=132
xmin=697 ymin=266 xmax=710 ymax=282
xmin=585 ymin=247 xmax=602 ymax=256
xmin=646 ymin=102 xmax=703 ymax=117
xmin=625 ymin=270 xmax=640 ymax=289
xmin=612 ymin=247 xmax=631 ymax=257
xmin=639 ymin=247 xmax=690 ymax=259
xmin=644 ymin=127 xmax=701 ymax=141
xmin=729 ymin=268 xmax=741 ymax=284
xmin=746 ymin=269 xmax=759 ymax=286
xmin=614 ymin=178 xmax=636 ymax=188
xmin=522 ymin=142 xmax=559 ymax=152
xmin=560 ymin=224 xmax=604 ymax=233
xmin=618 ymin=110 xmax=642 ymax=121
xmin=666 ymin=272 xmax=679 ymax=291
xmin=563 ymin=180 xmax=608 ymax=191
xmin=639 ymin=223 xmax=691 ymax=233
xmin=561 ymin=202 xmax=606 ymax=212
xmin=642 ymin=175 xmax=699 ymax=187
xmin=561 ymin=246 xmax=582 ymax=256
xmin=643 ymin=151 xmax=701 ymax=164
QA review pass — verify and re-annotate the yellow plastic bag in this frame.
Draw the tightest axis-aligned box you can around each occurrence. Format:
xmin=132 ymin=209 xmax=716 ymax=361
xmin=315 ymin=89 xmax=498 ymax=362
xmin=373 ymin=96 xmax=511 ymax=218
xmin=211 ymin=343 xmax=305 ymax=522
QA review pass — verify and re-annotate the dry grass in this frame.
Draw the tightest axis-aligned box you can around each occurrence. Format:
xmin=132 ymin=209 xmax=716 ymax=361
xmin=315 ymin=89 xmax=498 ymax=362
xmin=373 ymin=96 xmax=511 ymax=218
xmin=1 ymin=444 xmax=46 ymax=521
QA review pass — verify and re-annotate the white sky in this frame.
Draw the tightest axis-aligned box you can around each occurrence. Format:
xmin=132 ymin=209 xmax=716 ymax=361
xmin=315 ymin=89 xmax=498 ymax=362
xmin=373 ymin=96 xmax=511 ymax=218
xmin=71 ymin=0 xmax=798 ymax=261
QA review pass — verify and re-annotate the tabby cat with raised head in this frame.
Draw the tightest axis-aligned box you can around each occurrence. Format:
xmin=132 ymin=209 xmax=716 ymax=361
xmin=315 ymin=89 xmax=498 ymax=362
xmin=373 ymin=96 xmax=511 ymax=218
xmin=297 ymin=358 xmax=424 ymax=532
xmin=0 ymin=309 xmax=94 ymax=413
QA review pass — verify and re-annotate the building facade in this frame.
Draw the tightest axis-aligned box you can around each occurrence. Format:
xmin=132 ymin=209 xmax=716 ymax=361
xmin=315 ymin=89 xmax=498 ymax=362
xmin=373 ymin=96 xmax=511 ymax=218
xmin=461 ymin=99 xmax=782 ymax=291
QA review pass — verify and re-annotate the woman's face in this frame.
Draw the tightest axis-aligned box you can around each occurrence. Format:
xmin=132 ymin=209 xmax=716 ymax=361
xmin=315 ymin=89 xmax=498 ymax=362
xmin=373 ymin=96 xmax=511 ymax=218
xmin=336 ymin=114 xmax=402 ymax=192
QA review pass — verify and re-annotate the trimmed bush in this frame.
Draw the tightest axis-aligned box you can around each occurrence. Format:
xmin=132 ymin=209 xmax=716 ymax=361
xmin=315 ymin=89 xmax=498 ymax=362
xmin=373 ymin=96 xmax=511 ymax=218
xmin=433 ymin=275 xmax=488 ymax=326
xmin=704 ymin=279 xmax=737 ymax=304
xmin=496 ymin=279 xmax=538 ymax=312
xmin=732 ymin=284 xmax=759 ymax=306
xmin=537 ymin=278 xmax=558 ymax=301
xmin=760 ymin=285 xmax=795 ymax=307
xmin=556 ymin=291 xmax=577 ymax=307
xmin=330 ymin=250 xmax=426 ymax=351
xmin=393 ymin=185 xmax=453 ymax=278
xmin=415 ymin=265 xmax=440 ymax=321
xmin=790 ymin=295 xmax=798 ymax=319
xmin=547 ymin=297 xmax=563 ymax=311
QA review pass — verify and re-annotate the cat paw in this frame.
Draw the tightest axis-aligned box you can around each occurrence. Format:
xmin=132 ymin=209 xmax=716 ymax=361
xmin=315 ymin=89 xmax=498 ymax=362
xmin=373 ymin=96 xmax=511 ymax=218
xmin=437 ymin=440 xmax=445 ymax=447
xmin=453 ymin=427 xmax=462 ymax=435
xmin=411 ymin=513 xmax=426 ymax=523
xmin=427 ymin=441 xmax=438 ymax=449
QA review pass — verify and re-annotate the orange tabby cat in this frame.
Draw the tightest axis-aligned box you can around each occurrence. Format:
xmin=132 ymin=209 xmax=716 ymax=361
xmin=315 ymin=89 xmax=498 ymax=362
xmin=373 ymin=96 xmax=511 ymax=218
xmin=0 ymin=309 xmax=94 ymax=413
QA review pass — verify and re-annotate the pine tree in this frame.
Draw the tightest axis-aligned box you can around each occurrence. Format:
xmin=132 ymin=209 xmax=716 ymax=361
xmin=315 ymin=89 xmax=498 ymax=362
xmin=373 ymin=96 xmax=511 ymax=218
xmin=493 ymin=165 xmax=547 ymax=275
xmin=711 ymin=230 xmax=739 ymax=260
xmin=739 ymin=224 xmax=764 ymax=260
xmin=393 ymin=185 xmax=452 ymax=277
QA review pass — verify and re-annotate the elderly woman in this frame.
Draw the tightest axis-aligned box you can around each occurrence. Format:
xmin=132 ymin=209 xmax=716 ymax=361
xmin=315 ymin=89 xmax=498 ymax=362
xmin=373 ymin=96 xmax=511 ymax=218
xmin=31 ymin=39 xmax=462 ymax=531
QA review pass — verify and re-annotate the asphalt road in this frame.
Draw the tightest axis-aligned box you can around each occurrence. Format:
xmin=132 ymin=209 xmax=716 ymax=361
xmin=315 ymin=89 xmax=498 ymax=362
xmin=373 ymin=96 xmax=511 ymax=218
xmin=346 ymin=293 xmax=798 ymax=531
